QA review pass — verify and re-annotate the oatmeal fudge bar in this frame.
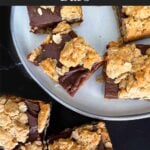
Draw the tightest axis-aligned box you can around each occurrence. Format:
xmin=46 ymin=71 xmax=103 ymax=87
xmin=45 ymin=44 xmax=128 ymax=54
xmin=0 ymin=95 xmax=51 ymax=150
xmin=116 ymin=6 xmax=150 ymax=42
xmin=105 ymin=41 xmax=150 ymax=99
xmin=27 ymin=6 xmax=83 ymax=33
xmin=48 ymin=122 xmax=113 ymax=150
xmin=28 ymin=22 xmax=103 ymax=96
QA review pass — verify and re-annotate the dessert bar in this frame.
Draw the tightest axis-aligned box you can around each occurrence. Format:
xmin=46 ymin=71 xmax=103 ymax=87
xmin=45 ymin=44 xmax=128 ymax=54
xmin=105 ymin=41 xmax=150 ymax=99
xmin=116 ymin=6 xmax=150 ymax=42
xmin=48 ymin=122 xmax=113 ymax=150
xmin=27 ymin=6 xmax=83 ymax=33
xmin=0 ymin=95 xmax=51 ymax=150
xmin=28 ymin=22 xmax=103 ymax=96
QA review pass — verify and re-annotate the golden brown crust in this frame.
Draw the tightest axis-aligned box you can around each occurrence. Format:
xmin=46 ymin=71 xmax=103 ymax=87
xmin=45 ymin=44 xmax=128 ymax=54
xmin=60 ymin=37 xmax=102 ymax=70
xmin=122 ymin=6 xmax=150 ymax=19
xmin=61 ymin=6 xmax=83 ymax=22
xmin=0 ymin=96 xmax=29 ymax=150
xmin=40 ymin=58 xmax=59 ymax=82
xmin=0 ymin=95 xmax=51 ymax=150
xmin=38 ymin=102 xmax=51 ymax=133
xmin=118 ymin=6 xmax=150 ymax=42
xmin=28 ymin=47 xmax=42 ymax=63
xmin=52 ymin=21 xmax=72 ymax=34
xmin=106 ymin=42 xmax=150 ymax=99
xmin=20 ymin=141 xmax=43 ymax=150
xmin=49 ymin=122 xmax=113 ymax=150
xmin=122 ymin=17 xmax=150 ymax=42
xmin=106 ymin=43 xmax=141 ymax=79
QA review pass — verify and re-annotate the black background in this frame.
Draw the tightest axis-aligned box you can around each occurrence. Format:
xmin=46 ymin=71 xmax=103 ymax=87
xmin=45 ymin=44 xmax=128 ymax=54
xmin=1 ymin=6 xmax=150 ymax=150
xmin=0 ymin=0 xmax=150 ymax=5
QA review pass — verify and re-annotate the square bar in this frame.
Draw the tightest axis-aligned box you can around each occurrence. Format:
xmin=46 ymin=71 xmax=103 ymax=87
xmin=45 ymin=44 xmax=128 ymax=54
xmin=28 ymin=22 xmax=103 ymax=96
xmin=0 ymin=95 xmax=51 ymax=149
xmin=116 ymin=6 xmax=150 ymax=42
xmin=105 ymin=41 xmax=150 ymax=99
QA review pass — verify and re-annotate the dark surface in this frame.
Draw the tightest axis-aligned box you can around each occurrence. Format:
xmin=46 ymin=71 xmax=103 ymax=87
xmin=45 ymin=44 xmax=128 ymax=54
xmin=1 ymin=6 xmax=150 ymax=150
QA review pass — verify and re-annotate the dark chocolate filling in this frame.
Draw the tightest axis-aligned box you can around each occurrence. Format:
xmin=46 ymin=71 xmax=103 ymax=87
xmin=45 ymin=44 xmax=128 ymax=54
xmin=136 ymin=45 xmax=150 ymax=55
xmin=115 ymin=6 xmax=128 ymax=42
xmin=27 ymin=6 xmax=62 ymax=29
xmin=96 ymin=140 xmax=105 ymax=150
xmin=0 ymin=146 xmax=3 ymax=150
xmin=59 ymin=66 xmax=89 ymax=96
xmin=117 ymin=6 xmax=128 ymax=19
xmin=25 ymin=101 xmax=40 ymax=141
xmin=105 ymin=44 xmax=150 ymax=99
xmin=28 ymin=6 xmax=82 ymax=31
xmin=105 ymin=77 xmax=119 ymax=99
xmin=59 ymin=62 xmax=102 ymax=96
xmin=34 ymin=31 xmax=77 ymax=66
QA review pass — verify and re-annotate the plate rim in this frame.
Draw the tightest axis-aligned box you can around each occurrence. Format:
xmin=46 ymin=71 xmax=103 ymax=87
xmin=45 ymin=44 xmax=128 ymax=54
xmin=10 ymin=6 xmax=150 ymax=121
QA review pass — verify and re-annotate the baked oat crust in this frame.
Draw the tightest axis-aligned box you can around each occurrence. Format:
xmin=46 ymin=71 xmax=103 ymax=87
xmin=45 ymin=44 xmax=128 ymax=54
xmin=106 ymin=42 xmax=150 ymax=99
xmin=20 ymin=141 xmax=43 ymax=150
xmin=0 ymin=95 xmax=51 ymax=150
xmin=49 ymin=122 xmax=113 ymax=150
xmin=116 ymin=6 xmax=150 ymax=42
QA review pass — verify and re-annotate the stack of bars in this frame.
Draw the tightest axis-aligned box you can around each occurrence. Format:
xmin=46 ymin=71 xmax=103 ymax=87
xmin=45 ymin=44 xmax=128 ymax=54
xmin=0 ymin=95 xmax=113 ymax=150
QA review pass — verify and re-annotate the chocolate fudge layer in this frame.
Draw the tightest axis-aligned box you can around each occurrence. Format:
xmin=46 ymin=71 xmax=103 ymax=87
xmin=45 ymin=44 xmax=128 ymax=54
xmin=105 ymin=41 xmax=150 ymax=99
xmin=28 ymin=22 xmax=103 ymax=96
xmin=27 ymin=6 xmax=83 ymax=33
xmin=116 ymin=6 xmax=150 ymax=42
xmin=0 ymin=95 xmax=51 ymax=150
xmin=48 ymin=122 xmax=113 ymax=150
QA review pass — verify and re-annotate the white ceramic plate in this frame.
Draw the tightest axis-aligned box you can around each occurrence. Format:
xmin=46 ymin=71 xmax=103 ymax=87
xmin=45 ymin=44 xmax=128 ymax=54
xmin=11 ymin=6 xmax=150 ymax=121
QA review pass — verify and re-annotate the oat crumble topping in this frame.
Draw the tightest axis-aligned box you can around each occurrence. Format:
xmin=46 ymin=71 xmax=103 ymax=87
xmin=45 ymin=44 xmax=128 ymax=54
xmin=40 ymin=58 xmax=59 ymax=81
xmin=20 ymin=141 xmax=43 ymax=150
xmin=106 ymin=42 xmax=150 ymax=99
xmin=60 ymin=37 xmax=102 ymax=70
xmin=61 ymin=6 xmax=82 ymax=22
xmin=49 ymin=122 xmax=113 ymax=150
xmin=122 ymin=6 xmax=150 ymax=19
xmin=120 ymin=6 xmax=150 ymax=42
xmin=0 ymin=96 xmax=29 ymax=150
xmin=0 ymin=96 xmax=51 ymax=149
xmin=52 ymin=21 xmax=72 ymax=34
